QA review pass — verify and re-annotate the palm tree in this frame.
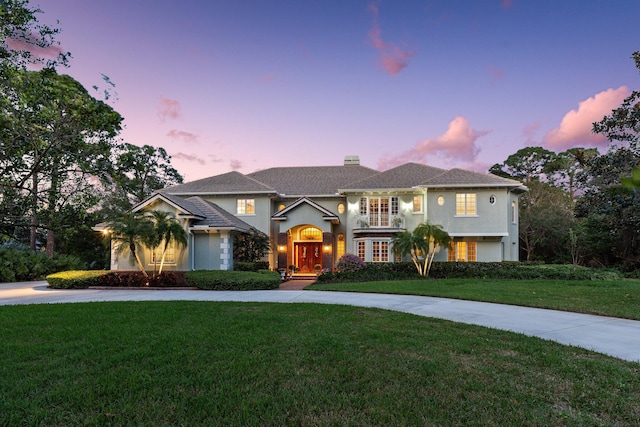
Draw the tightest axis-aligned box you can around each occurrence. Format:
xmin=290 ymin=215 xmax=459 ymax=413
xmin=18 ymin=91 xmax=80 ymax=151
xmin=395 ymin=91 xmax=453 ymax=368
xmin=147 ymin=210 xmax=188 ymax=275
xmin=106 ymin=212 xmax=155 ymax=277
xmin=392 ymin=221 xmax=451 ymax=278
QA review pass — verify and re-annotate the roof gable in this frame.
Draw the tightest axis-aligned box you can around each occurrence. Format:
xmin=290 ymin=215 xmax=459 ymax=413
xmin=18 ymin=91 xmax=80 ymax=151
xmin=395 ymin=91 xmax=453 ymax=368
xmin=272 ymin=197 xmax=339 ymax=223
xmin=131 ymin=193 xmax=205 ymax=218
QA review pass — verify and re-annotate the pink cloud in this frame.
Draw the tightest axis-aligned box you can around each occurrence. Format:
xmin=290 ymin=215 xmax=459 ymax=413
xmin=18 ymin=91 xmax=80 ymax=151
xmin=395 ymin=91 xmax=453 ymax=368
xmin=172 ymin=152 xmax=206 ymax=165
xmin=157 ymin=95 xmax=181 ymax=122
xmin=229 ymin=159 xmax=242 ymax=171
xmin=522 ymin=121 xmax=541 ymax=145
xmin=230 ymin=159 xmax=243 ymax=170
xmin=543 ymin=86 xmax=630 ymax=151
xmin=6 ymin=34 xmax=64 ymax=59
xmin=262 ymin=72 xmax=276 ymax=84
xmin=377 ymin=116 xmax=489 ymax=170
xmin=167 ymin=129 xmax=198 ymax=144
xmin=487 ymin=64 xmax=504 ymax=81
xmin=367 ymin=2 xmax=416 ymax=75
xmin=501 ymin=0 xmax=513 ymax=8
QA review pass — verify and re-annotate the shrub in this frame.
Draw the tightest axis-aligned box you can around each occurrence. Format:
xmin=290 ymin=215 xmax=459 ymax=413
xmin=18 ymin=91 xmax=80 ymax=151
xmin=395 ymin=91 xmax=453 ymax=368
xmin=97 ymin=271 xmax=187 ymax=287
xmin=234 ymin=261 xmax=270 ymax=272
xmin=336 ymin=253 xmax=366 ymax=272
xmin=317 ymin=262 xmax=420 ymax=284
xmin=316 ymin=262 xmax=624 ymax=283
xmin=46 ymin=270 xmax=107 ymax=289
xmin=1 ymin=248 xmax=85 ymax=283
xmin=47 ymin=271 xmax=188 ymax=288
xmin=186 ymin=270 xmax=281 ymax=290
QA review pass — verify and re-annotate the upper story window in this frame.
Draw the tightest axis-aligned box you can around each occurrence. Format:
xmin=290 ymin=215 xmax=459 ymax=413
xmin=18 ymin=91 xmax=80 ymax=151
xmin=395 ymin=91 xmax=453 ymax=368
xmin=511 ymin=201 xmax=517 ymax=223
xmin=237 ymin=198 xmax=255 ymax=215
xmin=359 ymin=196 xmax=399 ymax=227
xmin=455 ymin=193 xmax=477 ymax=216
xmin=413 ymin=195 xmax=423 ymax=213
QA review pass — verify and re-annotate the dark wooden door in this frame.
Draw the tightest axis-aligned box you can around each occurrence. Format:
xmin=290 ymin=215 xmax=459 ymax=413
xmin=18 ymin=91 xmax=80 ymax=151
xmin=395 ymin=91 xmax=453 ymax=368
xmin=295 ymin=242 xmax=322 ymax=273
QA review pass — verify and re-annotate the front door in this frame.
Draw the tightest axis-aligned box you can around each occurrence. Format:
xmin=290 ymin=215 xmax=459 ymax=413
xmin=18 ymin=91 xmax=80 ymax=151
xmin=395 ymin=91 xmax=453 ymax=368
xmin=295 ymin=242 xmax=322 ymax=273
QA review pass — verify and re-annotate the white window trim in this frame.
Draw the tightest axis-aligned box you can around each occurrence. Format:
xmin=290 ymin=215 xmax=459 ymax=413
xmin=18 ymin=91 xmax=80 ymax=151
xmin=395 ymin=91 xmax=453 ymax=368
xmin=237 ymin=198 xmax=256 ymax=216
xmin=149 ymin=241 xmax=177 ymax=265
xmin=412 ymin=195 xmax=424 ymax=214
xmin=455 ymin=193 xmax=477 ymax=217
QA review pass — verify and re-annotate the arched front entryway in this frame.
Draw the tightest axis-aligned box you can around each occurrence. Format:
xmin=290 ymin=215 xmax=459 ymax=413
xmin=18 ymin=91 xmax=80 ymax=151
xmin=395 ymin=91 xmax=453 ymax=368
xmin=293 ymin=226 xmax=322 ymax=274
xmin=277 ymin=225 xmax=333 ymax=275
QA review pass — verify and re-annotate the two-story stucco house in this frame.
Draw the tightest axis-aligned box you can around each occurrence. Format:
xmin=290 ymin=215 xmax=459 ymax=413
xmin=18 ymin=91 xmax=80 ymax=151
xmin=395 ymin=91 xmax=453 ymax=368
xmin=104 ymin=156 xmax=526 ymax=273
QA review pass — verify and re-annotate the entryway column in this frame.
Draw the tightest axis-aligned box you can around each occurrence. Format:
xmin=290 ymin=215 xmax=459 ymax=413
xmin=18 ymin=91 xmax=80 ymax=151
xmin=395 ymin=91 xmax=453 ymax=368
xmin=277 ymin=232 xmax=287 ymax=270
xmin=322 ymin=232 xmax=333 ymax=271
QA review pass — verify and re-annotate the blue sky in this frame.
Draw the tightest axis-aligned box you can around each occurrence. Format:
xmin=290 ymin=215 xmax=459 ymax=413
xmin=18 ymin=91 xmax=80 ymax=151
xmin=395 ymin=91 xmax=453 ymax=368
xmin=33 ymin=0 xmax=640 ymax=181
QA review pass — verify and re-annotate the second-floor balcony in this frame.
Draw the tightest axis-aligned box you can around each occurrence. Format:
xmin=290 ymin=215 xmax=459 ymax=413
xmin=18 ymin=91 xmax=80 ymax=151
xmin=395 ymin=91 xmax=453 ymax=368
xmin=355 ymin=214 xmax=405 ymax=232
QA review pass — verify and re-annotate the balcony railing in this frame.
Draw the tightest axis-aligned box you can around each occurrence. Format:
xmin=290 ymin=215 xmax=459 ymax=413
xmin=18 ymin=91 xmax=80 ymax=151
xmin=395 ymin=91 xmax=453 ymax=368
xmin=355 ymin=214 xmax=405 ymax=230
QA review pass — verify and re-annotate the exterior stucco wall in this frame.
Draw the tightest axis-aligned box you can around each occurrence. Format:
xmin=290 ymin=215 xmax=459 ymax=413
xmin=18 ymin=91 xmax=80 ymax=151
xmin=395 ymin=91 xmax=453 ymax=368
xmin=426 ymin=189 xmax=509 ymax=236
xmin=201 ymin=195 xmax=272 ymax=234
xmin=193 ymin=232 xmax=223 ymax=270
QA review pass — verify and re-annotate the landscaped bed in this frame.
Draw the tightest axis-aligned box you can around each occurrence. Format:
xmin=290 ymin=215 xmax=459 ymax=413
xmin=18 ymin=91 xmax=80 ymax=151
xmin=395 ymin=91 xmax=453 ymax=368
xmin=46 ymin=269 xmax=281 ymax=290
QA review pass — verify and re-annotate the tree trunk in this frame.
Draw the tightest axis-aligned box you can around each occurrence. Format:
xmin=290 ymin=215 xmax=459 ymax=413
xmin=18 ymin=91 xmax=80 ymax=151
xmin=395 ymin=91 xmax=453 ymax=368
xmin=30 ymin=171 xmax=38 ymax=251
xmin=46 ymin=228 xmax=54 ymax=257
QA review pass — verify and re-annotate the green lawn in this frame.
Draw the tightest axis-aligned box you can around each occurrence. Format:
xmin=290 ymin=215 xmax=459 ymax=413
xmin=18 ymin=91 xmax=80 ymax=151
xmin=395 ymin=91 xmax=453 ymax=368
xmin=1 ymin=301 xmax=639 ymax=426
xmin=308 ymin=278 xmax=640 ymax=320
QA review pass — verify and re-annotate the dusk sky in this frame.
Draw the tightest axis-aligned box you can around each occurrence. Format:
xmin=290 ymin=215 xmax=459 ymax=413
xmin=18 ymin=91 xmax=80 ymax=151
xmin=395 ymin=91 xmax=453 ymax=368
xmin=33 ymin=0 xmax=640 ymax=181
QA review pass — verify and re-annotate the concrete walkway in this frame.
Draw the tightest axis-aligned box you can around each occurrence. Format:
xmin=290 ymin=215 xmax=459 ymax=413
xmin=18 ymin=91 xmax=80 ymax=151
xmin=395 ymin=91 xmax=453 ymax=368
xmin=2 ymin=280 xmax=640 ymax=363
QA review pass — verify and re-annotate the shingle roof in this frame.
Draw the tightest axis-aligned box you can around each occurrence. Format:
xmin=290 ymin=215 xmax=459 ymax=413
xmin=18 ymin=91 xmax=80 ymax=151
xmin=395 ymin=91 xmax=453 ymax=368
xmin=422 ymin=168 xmax=524 ymax=187
xmin=186 ymin=197 xmax=253 ymax=231
xmin=162 ymin=171 xmax=275 ymax=195
xmin=160 ymin=162 xmax=524 ymax=198
xmin=340 ymin=163 xmax=447 ymax=190
xmin=247 ymin=165 xmax=378 ymax=195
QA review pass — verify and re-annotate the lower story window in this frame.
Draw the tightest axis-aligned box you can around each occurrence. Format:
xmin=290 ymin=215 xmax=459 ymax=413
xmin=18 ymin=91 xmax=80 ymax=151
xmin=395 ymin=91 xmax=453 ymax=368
xmin=448 ymin=241 xmax=477 ymax=262
xmin=151 ymin=241 xmax=176 ymax=264
xmin=372 ymin=241 xmax=389 ymax=262
xmin=336 ymin=234 xmax=345 ymax=261
xmin=357 ymin=241 xmax=366 ymax=260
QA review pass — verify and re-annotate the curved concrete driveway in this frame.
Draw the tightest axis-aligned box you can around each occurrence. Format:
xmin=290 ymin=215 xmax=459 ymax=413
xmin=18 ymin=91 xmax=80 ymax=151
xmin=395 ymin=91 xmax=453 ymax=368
xmin=2 ymin=281 xmax=640 ymax=363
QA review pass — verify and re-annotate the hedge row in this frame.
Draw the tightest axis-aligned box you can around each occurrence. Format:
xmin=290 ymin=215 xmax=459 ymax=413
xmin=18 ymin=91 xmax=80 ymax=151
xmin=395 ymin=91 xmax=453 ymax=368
xmin=233 ymin=261 xmax=270 ymax=272
xmin=185 ymin=270 xmax=281 ymax=290
xmin=0 ymin=248 xmax=86 ymax=283
xmin=315 ymin=262 xmax=624 ymax=284
xmin=46 ymin=269 xmax=281 ymax=290
xmin=45 ymin=270 xmax=107 ymax=289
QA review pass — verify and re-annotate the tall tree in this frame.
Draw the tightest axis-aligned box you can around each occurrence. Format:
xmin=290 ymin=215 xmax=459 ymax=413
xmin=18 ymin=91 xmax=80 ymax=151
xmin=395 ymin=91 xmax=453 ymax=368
xmin=100 ymin=143 xmax=184 ymax=215
xmin=0 ymin=0 xmax=70 ymax=69
xmin=0 ymin=69 xmax=122 ymax=255
xmin=519 ymin=181 xmax=574 ymax=262
xmin=489 ymin=146 xmax=557 ymax=184
xmin=593 ymin=52 xmax=640 ymax=147
xmin=546 ymin=147 xmax=599 ymax=205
